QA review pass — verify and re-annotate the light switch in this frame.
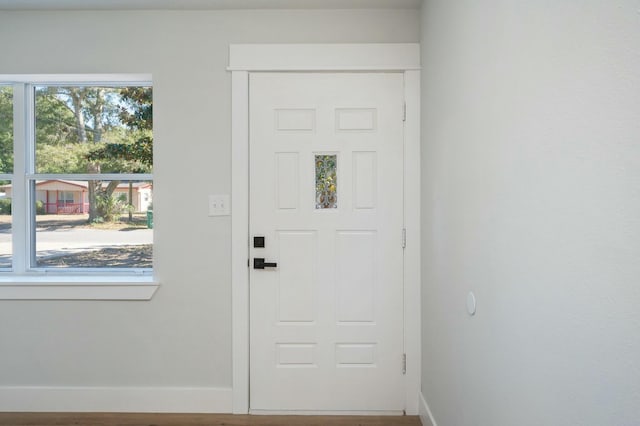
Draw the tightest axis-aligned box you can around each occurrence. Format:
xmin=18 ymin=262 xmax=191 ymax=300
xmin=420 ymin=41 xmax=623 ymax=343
xmin=209 ymin=194 xmax=230 ymax=216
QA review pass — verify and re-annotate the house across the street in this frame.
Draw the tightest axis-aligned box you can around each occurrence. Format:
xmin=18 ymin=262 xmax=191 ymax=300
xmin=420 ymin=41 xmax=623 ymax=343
xmin=1 ymin=180 xmax=153 ymax=214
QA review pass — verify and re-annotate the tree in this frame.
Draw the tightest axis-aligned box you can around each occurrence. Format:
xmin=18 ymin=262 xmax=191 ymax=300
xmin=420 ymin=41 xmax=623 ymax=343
xmin=0 ymin=87 xmax=14 ymax=174
xmin=34 ymin=89 xmax=85 ymax=175
xmin=119 ymin=87 xmax=152 ymax=131
xmin=86 ymin=87 xmax=153 ymax=221
xmin=34 ymin=86 xmax=152 ymax=222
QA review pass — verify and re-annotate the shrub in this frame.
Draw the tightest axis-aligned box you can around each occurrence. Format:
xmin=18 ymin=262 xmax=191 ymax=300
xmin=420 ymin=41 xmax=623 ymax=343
xmin=35 ymin=200 xmax=45 ymax=215
xmin=96 ymin=194 xmax=125 ymax=222
xmin=0 ymin=198 xmax=11 ymax=215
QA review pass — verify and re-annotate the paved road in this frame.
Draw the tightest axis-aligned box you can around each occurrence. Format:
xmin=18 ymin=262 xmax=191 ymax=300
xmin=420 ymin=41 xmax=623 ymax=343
xmin=0 ymin=227 xmax=152 ymax=262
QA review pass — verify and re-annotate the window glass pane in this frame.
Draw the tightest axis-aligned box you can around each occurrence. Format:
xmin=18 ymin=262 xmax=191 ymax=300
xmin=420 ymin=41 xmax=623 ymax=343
xmin=34 ymin=86 xmax=152 ymax=174
xmin=0 ymin=180 xmax=11 ymax=268
xmin=34 ymin=179 xmax=153 ymax=269
xmin=0 ymin=85 xmax=12 ymax=173
xmin=0 ymin=86 xmax=12 ymax=268
xmin=315 ymin=155 xmax=337 ymax=209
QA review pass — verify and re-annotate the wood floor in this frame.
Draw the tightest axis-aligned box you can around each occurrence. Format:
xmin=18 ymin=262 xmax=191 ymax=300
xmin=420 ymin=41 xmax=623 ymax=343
xmin=0 ymin=413 xmax=422 ymax=426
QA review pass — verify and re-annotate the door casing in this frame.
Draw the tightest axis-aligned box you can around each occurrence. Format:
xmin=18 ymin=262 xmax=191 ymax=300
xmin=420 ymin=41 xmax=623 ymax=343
xmin=229 ymin=43 xmax=421 ymax=415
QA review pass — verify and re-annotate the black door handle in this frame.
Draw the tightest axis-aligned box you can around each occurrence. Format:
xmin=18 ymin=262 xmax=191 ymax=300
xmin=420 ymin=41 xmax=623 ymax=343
xmin=253 ymin=258 xmax=278 ymax=269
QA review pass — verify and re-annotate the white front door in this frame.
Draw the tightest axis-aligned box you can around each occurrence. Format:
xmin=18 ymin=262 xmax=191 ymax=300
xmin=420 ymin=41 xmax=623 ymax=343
xmin=249 ymin=73 xmax=405 ymax=413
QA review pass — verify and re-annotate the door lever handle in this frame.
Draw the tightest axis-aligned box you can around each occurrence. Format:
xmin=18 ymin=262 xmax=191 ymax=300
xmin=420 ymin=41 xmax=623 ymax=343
xmin=253 ymin=258 xmax=278 ymax=269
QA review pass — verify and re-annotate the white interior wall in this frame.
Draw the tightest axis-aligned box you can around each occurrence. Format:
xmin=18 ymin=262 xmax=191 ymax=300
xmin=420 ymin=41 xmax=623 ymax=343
xmin=0 ymin=9 xmax=419 ymax=410
xmin=420 ymin=1 xmax=640 ymax=425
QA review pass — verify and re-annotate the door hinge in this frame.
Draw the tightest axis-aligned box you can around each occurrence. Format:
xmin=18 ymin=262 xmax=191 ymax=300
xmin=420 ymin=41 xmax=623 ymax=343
xmin=402 ymin=228 xmax=406 ymax=249
xmin=402 ymin=102 xmax=407 ymax=122
xmin=402 ymin=353 xmax=407 ymax=375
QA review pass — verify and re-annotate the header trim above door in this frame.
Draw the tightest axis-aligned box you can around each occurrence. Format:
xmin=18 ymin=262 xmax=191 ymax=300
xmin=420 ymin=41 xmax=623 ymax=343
xmin=228 ymin=43 xmax=421 ymax=71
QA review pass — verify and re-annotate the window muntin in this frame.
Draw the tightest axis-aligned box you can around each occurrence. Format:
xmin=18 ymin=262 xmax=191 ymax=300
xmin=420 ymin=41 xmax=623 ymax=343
xmin=1 ymin=80 xmax=152 ymax=274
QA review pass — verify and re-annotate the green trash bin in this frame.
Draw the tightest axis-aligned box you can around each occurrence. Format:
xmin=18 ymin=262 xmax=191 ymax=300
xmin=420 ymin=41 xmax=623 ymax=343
xmin=146 ymin=210 xmax=153 ymax=229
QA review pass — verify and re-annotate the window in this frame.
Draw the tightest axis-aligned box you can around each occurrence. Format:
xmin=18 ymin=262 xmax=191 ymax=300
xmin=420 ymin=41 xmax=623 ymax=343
xmin=0 ymin=85 xmax=13 ymax=269
xmin=57 ymin=191 xmax=75 ymax=206
xmin=0 ymin=76 xmax=153 ymax=277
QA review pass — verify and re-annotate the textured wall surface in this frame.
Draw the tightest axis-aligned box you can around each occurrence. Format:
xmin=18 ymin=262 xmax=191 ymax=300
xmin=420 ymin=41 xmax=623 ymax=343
xmin=0 ymin=9 xmax=418 ymax=392
xmin=421 ymin=1 xmax=640 ymax=425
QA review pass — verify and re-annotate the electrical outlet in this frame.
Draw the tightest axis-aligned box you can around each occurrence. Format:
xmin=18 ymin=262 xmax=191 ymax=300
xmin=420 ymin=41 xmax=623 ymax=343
xmin=208 ymin=194 xmax=230 ymax=216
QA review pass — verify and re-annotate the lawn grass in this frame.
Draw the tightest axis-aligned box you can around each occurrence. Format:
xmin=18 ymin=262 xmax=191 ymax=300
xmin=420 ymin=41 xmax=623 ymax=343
xmin=0 ymin=213 xmax=151 ymax=231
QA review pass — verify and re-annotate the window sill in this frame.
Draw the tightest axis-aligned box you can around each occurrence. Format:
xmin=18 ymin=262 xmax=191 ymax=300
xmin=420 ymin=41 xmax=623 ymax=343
xmin=0 ymin=276 xmax=159 ymax=300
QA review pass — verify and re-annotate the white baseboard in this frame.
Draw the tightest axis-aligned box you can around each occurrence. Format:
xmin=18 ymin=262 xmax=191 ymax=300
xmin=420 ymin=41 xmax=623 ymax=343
xmin=419 ymin=392 xmax=437 ymax=426
xmin=0 ymin=386 xmax=232 ymax=413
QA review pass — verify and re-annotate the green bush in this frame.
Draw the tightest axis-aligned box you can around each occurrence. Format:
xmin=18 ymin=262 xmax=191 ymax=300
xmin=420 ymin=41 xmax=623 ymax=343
xmin=35 ymin=200 xmax=45 ymax=215
xmin=0 ymin=198 xmax=11 ymax=215
xmin=96 ymin=194 xmax=125 ymax=222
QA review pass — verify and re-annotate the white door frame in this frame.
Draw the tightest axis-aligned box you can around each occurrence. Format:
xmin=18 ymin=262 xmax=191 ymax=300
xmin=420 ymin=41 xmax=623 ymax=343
xmin=229 ymin=44 xmax=421 ymax=415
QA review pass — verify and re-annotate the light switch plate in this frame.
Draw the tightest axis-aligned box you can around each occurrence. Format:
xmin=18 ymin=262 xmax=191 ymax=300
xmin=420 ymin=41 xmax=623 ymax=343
xmin=208 ymin=194 xmax=230 ymax=216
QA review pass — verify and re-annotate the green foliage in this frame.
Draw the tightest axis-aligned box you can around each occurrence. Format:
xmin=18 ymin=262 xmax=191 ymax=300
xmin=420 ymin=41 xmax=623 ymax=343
xmin=315 ymin=155 xmax=337 ymax=209
xmin=87 ymin=136 xmax=153 ymax=172
xmin=0 ymin=86 xmax=13 ymax=173
xmin=95 ymin=194 xmax=126 ymax=222
xmin=86 ymin=87 xmax=152 ymax=173
xmin=0 ymin=198 xmax=11 ymax=215
xmin=36 ymin=87 xmax=123 ymax=144
xmin=2 ymin=86 xmax=154 ymax=175
xmin=36 ymin=143 xmax=91 ymax=174
xmin=35 ymin=200 xmax=45 ymax=215
xmin=124 ymin=203 xmax=136 ymax=215
xmin=5 ymin=85 xmax=153 ymax=221
xmin=119 ymin=87 xmax=152 ymax=131
xmin=35 ymin=88 xmax=78 ymax=146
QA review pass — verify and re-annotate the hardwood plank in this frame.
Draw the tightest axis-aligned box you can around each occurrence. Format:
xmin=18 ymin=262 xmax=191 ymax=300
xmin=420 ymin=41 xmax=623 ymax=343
xmin=0 ymin=413 xmax=422 ymax=426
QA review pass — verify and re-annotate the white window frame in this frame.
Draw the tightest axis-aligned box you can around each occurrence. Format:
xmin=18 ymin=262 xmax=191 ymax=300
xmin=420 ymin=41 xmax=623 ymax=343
xmin=229 ymin=44 xmax=421 ymax=415
xmin=0 ymin=74 xmax=158 ymax=300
